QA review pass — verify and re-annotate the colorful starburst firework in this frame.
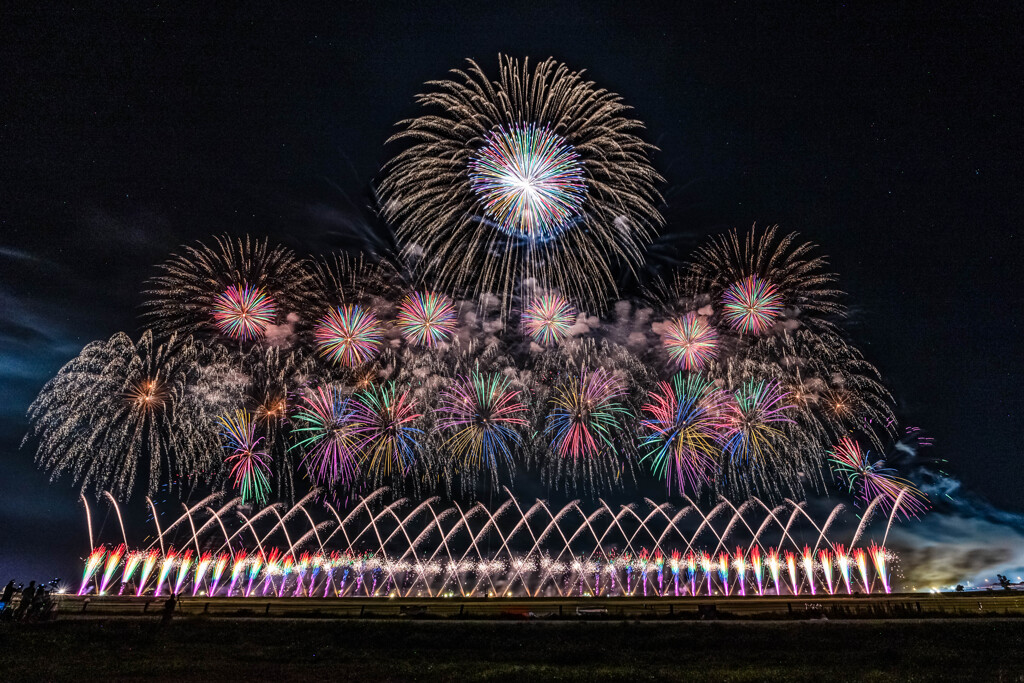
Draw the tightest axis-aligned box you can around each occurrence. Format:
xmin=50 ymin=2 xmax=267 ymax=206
xmin=663 ymin=313 xmax=718 ymax=370
xmin=720 ymin=380 xmax=794 ymax=463
xmin=546 ymin=369 xmax=628 ymax=460
xmin=313 ymin=304 xmax=383 ymax=366
xmin=522 ymin=294 xmax=577 ymax=346
xmin=468 ymin=123 xmax=587 ymax=240
xmin=219 ymin=410 xmax=272 ymax=504
xmin=828 ymin=436 xmax=929 ymax=518
xmin=639 ymin=373 xmax=724 ymax=495
xmin=210 ymin=284 xmax=277 ymax=340
xmin=349 ymin=383 xmax=423 ymax=480
xmin=290 ymin=386 xmax=360 ymax=488
xmin=721 ymin=275 xmax=784 ymax=335
xmin=396 ymin=292 xmax=458 ymax=347
xmin=437 ymin=373 xmax=529 ymax=472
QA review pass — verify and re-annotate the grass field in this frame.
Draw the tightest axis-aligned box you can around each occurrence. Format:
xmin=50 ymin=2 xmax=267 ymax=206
xmin=2 ymin=617 xmax=1023 ymax=681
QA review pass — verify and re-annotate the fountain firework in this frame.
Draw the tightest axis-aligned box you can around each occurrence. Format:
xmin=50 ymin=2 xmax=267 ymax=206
xmin=78 ymin=489 xmax=902 ymax=598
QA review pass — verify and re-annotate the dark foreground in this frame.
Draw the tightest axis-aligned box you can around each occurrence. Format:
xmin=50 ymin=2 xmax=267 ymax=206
xmin=2 ymin=618 xmax=1024 ymax=681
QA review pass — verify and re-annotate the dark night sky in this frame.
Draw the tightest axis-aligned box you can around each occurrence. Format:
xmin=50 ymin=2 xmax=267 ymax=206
xmin=1 ymin=2 xmax=1022 ymax=582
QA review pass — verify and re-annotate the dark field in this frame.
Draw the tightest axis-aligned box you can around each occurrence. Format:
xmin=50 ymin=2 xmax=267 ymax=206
xmin=2 ymin=617 xmax=1023 ymax=681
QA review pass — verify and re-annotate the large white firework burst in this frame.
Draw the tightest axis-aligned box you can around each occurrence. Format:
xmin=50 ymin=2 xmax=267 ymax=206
xmin=381 ymin=55 xmax=663 ymax=313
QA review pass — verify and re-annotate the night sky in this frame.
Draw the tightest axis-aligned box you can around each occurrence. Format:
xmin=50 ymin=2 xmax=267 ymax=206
xmin=2 ymin=2 xmax=1021 ymax=583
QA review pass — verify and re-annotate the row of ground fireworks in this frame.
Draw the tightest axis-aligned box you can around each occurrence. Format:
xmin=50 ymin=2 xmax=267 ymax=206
xmin=24 ymin=55 xmax=929 ymax=518
xmin=80 ymin=544 xmax=893 ymax=598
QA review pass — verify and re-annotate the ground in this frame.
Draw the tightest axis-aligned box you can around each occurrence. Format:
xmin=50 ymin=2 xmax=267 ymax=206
xmin=2 ymin=617 xmax=1023 ymax=681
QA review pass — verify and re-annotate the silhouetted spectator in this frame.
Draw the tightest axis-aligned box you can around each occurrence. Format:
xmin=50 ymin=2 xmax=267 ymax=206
xmin=29 ymin=588 xmax=47 ymax=619
xmin=161 ymin=593 xmax=177 ymax=625
xmin=15 ymin=582 xmax=35 ymax=620
xmin=1 ymin=580 xmax=14 ymax=606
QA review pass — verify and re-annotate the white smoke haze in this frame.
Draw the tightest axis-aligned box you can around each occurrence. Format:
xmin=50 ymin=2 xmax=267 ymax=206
xmin=264 ymin=311 xmax=300 ymax=348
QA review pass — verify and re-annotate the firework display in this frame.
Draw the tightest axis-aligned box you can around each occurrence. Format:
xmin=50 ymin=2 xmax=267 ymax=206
xmin=522 ymin=294 xmax=577 ymax=346
xmin=313 ymin=304 xmax=384 ymax=367
xmin=720 ymin=275 xmax=784 ymax=335
xmin=380 ymin=56 xmax=663 ymax=311
xmin=219 ymin=411 xmax=272 ymax=505
xmin=662 ymin=313 xmax=718 ymax=370
xmin=396 ymin=292 xmax=458 ymax=347
xmin=210 ymin=284 xmax=277 ymax=341
xmin=290 ymin=386 xmax=360 ymax=488
xmin=828 ymin=437 xmax=929 ymax=519
xmin=78 ymin=492 xmax=903 ymax=597
xmin=639 ymin=373 xmax=722 ymax=495
xmin=23 ymin=54 xmax=930 ymax=529
xmin=144 ymin=235 xmax=314 ymax=341
xmin=467 ymin=123 xmax=587 ymax=240
xmin=436 ymin=372 xmax=529 ymax=483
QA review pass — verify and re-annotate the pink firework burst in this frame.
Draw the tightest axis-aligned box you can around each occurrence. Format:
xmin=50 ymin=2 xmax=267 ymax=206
xmin=720 ymin=275 xmax=784 ymax=335
xmin=663 ymin=313 xmax=718 ymax=370
xmin=211 ymin=284 xmax=277 ymax=340
xmin=313 ymin=304 xmax=384 ymax=366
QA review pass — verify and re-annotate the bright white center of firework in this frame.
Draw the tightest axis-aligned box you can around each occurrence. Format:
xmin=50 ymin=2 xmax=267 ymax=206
xmin=468 ymin=123 xmax=587 ymax=240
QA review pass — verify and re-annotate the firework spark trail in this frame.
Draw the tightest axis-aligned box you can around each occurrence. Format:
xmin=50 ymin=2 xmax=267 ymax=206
xmin=733 ymin=548 xmax=747 ymax=596
xmin=639 ymin=373 xmax=722 ymax=495
xmin=193 ymin=552 xmax=213 ymax=596
xmin=785 ymin=551 xmax=799 ymax=595
xmin=801 ymin=546 xmax=816 ymax=595
xmin=522 ymin=294 xmax=577 ymax=346
xmin=290 ymin=386 xmax=360 ymax=488
xmin=137 ymin=550 xmax=159 ymax=597
xmin=219 ymin=411 xmax=272 ymax=505
xmin=835 ymin=544 xmax=852 ymax=594
xmin=121 ymin=551 xmax=143 ymax=592
xmin=396 ymin=292 xmax=458 ymax=347
xmin=245 ymin=553 xmax=264 ymax=597
xmin=80 ymin=547 xmax=104 ymax=595
xmin=99 ymin=545 xmax=124 ymax=595
xmin=870 ymin=544 xmax=890 ymax=594
xmin=211 ymin=284 xmax=277 ymax=340
xmin=174 ymin=550 xmax=194 ymax=595
xmin=750 ymin=546 xmax=764 ymax=596
xmin=717 ymin=552 xmax=731 ymax=596
xmin=853 ymin=548 xmax=871 ymax=593
xmin=229 ymin=552 xmax=247 ymax=596
xmin=766 ymin=548 xmax=782 ymax=595
xmin=211 ymin=554 xmax=229 ymax=596
xmin=314 ymin=305 xmax=384 ymax=367
xmin=155 ymin=551 xmax=176 ymax=597
xmin=818 ymin=548 xmax=835 ymax=595
xmin=699 ymin=552 xmax=713 ymax=596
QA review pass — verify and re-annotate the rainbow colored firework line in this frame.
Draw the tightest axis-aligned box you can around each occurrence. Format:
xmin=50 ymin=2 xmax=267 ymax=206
xmin=77 ymin=490 xmax=909 ymax=598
